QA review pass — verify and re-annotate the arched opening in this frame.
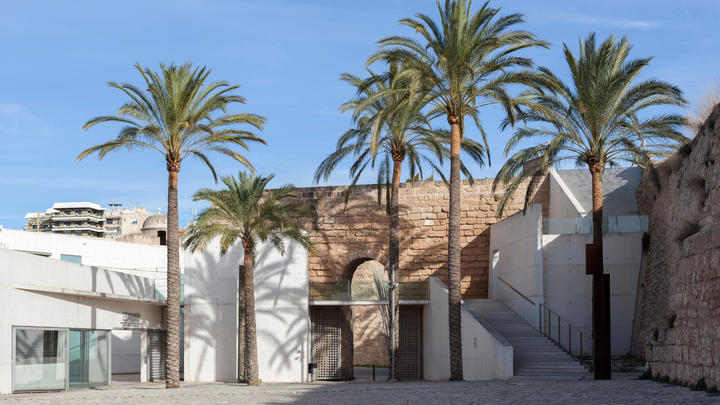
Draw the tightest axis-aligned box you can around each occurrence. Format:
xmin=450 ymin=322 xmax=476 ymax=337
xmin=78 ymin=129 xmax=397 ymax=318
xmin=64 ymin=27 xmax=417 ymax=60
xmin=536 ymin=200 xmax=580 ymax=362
xmin=157 ymin=230 xmax=166 ymax=246
xmin=348 ymin=259 xmax=390 ymax=381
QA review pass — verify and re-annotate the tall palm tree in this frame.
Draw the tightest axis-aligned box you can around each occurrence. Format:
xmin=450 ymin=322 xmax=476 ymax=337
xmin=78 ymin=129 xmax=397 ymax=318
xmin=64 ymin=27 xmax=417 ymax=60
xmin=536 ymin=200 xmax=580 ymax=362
xmin=368 ymin=0 xmax=548 ymax=380
xmin=493 ymin=33 xmax=687 ymax=379
xmin=182 ymin=172 xmax=312 ymax=386
xmin=77 ymin=63 xmax=266 ymax=388
xmin=315 ymin=64 xmax=486 ymax=379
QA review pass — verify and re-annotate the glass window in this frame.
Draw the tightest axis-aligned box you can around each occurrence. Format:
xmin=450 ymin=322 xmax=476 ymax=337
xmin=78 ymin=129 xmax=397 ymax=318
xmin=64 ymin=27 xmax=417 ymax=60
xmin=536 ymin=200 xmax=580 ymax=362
xmin=14 ymin=328 xmax=68 ymax=391
xmin=60 ymin=254 xmax=82 ymax=264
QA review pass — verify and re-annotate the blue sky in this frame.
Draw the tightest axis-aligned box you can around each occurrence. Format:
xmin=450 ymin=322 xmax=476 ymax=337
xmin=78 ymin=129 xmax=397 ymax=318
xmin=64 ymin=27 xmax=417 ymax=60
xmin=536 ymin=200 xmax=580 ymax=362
xmin=0 ymin=0 xmax=717 ymax=229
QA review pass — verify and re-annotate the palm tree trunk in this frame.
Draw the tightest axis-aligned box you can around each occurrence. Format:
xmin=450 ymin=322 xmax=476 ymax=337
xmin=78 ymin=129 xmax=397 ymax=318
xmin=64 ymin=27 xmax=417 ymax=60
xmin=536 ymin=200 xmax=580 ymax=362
xmin=447 ymin=115 xmax=463 ymax=381
xmin=590 ymin=165 xmax=611 ymax=379
xmin=243 ymin=243 xmax=260 ymax=385
xmin=165 ymin=167 xmax=181 ymax=388
xmin=389 ymin=154 xmax=404 ymax=380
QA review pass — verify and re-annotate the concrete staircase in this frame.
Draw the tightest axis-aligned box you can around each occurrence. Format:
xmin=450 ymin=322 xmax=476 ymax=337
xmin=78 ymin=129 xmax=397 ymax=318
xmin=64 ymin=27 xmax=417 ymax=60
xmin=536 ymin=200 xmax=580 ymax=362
xmin=465 ymin=300 xmax=589 ymax=380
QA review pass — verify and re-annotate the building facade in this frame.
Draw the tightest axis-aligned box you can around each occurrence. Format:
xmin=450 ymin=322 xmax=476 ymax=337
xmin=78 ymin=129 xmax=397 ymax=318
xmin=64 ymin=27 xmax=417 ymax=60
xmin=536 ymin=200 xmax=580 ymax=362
xmin=23 ymin=203 xmax=164 ymax=244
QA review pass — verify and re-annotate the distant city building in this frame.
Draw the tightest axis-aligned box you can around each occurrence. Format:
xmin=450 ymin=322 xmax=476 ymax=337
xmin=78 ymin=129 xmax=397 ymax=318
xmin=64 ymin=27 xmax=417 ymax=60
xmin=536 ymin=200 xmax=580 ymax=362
xmin=23 ymin=202 xmax=165 ymax=244
xmin=24 ymin=202 xmax=106 ymax=238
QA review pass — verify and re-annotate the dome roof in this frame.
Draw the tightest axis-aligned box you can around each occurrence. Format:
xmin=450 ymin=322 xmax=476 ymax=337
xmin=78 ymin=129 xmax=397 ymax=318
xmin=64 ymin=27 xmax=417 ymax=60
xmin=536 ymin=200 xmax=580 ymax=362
xmin=142 ymin=214 xmax=167 ymax=230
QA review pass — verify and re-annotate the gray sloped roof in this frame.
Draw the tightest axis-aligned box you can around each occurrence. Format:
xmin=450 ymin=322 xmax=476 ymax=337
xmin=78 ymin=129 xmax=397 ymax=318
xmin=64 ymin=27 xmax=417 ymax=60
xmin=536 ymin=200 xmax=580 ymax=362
xmin=555 ymin=167 xmax=642 ymax=216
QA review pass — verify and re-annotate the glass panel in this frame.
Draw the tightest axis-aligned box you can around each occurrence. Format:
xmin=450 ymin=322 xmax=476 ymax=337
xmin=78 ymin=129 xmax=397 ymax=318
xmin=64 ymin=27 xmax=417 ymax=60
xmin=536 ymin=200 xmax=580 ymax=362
xmin=88 ymin=331 xmax=109 ymax=386
xmin=14 ymin=329 xmax=67 ymax=391
xmin=69 ymin=330 xmax=110 ymax=388
xmin=60 ymin=254 xmax=82 ymax=264
xmin=68 ymin=331 xmax=84 ymax=387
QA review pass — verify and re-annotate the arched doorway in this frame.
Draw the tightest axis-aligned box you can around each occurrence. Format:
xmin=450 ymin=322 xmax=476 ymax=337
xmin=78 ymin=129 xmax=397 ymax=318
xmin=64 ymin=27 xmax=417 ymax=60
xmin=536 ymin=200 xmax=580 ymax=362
xmin=350 ymin=260 xmax=390 ymax=380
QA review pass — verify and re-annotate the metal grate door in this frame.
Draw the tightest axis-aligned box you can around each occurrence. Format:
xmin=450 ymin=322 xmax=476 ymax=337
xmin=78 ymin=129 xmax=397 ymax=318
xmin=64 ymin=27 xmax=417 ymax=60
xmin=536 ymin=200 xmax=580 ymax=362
xmin=148 ymin=330 xmax=167 ymax=381
xmin=396 ymin=305 xmax=423 ymax=380
xmin=311 ymin=306 xmax=342 ymax=380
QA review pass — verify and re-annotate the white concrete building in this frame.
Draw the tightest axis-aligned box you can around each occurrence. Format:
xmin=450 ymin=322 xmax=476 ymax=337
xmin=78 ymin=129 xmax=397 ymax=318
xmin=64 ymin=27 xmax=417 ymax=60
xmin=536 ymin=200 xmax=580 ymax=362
xmin=0 ymin=247 xmax=165 ymax=393
xmin=482 ymin=167 xmax=646 ymax=360
xmin=0 ymin=167 xmax=646 ymax=392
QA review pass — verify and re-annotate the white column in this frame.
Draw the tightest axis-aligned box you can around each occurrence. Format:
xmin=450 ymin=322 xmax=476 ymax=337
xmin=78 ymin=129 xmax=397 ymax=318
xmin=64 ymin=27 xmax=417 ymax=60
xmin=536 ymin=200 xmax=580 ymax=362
xmin=140 ymin=330 xmax=148 ymax=383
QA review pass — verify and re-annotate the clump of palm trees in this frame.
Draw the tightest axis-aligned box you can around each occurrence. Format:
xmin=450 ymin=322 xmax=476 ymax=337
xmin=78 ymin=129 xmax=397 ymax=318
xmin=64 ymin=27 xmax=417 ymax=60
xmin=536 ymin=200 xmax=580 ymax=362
xmin=318 ymin=0 xmax=686 ymax=382
xmin=78 ymin=0 xmax=688 ymax=387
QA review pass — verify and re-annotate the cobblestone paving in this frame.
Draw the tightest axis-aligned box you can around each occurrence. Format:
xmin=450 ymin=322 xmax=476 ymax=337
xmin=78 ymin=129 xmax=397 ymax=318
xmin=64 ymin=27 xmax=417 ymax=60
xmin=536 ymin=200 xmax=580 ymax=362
xmin=2 ymin=375 xmax=718 ymax=404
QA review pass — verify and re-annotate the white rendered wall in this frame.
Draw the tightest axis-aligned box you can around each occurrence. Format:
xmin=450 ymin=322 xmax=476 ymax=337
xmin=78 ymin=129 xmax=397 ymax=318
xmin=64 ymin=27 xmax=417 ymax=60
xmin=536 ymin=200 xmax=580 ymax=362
xmin=542 ymin=233 xmax=642 ymax=356
xmin=488 ymin=204 xmax=543 ymax=327
xmin=184 ymin=239 xmax=309 ymax=383
xmin=0 ymin=229 xmax=180 ymax=294
xmin=0 ymin=248 xmax=163 ymax=393
xmin=548 ymin=170 xmax=584 ymax=218
xmin=423 ymin=278 xmax=512 ymax=381
xmin=111 ymin=331 xmax=141 ymax=374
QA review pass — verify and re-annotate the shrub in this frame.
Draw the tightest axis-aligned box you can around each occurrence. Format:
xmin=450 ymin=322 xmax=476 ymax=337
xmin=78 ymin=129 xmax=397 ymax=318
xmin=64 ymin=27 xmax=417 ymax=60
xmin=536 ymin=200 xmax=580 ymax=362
xmin=690 ymin=377 xmax=707 ymax=391
xmin=676 ymin=221 xmax=701 ymax=241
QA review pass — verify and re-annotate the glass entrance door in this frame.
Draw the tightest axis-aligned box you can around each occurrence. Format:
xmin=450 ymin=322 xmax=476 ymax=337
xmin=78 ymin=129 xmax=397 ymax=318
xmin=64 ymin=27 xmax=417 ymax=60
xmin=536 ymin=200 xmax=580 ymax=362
xmin=69 ymin=330 xmax=109 ymax=388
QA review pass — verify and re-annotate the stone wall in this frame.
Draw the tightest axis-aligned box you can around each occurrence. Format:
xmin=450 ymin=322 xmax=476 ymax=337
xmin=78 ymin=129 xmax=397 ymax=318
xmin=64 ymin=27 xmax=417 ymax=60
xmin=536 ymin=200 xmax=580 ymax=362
xmin=297 ymin=177 xmax=548 ymax=367
xmin=297 ymin=178 xmax=548 ymax=297
xmin=632 ymin=106 xmax=720 ymax=387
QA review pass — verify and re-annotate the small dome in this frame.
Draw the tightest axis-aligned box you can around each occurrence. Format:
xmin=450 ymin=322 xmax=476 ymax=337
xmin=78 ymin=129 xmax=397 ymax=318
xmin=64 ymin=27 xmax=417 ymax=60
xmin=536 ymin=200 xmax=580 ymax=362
xmin=142 ymin=214 xmax=167 ymax=230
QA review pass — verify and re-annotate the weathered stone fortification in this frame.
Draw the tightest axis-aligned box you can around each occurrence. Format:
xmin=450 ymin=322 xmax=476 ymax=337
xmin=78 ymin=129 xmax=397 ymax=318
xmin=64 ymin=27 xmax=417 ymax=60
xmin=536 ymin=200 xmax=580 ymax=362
xmin=297 ymin=177 xmax=548 ymax=366
xmin=632 ymin=106 xmax=720 ymax=387
xmin=297 ymin=178 xmax=547 ymax=296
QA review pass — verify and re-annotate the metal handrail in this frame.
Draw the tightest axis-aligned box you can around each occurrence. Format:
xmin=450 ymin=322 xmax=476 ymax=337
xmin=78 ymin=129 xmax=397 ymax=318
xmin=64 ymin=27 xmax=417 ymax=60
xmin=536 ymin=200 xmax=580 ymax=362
xmin=496 ymin=277 xmax=535 ymax=306
xmin=538 ymin=303 xmax=592 ymax=358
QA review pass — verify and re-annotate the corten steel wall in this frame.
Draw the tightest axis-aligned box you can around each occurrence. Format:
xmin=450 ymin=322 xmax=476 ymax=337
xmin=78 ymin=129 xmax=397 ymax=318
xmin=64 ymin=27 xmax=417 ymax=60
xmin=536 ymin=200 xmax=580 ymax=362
xmin=632 ymin=106 xmax=720 ymax=387
xmin=296 ymin=178 xmax=548 ymax=367
xmin=296 ymin=178 xmax=548 ymax=298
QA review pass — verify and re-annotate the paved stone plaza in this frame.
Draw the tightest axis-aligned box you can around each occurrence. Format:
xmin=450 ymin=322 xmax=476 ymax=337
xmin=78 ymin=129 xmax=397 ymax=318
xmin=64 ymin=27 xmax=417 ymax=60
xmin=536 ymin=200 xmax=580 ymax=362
xmin=2 ymin=375 xmax=718 ymax=404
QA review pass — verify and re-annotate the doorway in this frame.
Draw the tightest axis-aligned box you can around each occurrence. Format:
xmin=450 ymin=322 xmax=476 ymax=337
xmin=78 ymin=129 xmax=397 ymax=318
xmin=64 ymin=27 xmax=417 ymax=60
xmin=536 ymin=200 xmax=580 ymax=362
xmin=310 ymin=306 xmax=342 ymax=380
xmin=68 ymin=330 xmax=110 ymax=388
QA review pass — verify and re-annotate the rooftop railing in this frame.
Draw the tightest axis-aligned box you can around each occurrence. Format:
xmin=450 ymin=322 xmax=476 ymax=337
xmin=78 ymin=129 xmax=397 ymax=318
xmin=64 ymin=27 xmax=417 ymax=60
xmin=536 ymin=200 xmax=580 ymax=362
xmin=543 ymin=215 xmax=648 ymax=235
xmin=309 ymin=280 xmax=428 ymax=302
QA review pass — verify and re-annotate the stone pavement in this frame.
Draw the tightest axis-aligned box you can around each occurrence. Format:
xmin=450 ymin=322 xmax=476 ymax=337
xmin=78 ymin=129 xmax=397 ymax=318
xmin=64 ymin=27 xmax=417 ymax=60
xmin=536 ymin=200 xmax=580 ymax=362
xmin=2 ymin=374 xmax=718 ymax=404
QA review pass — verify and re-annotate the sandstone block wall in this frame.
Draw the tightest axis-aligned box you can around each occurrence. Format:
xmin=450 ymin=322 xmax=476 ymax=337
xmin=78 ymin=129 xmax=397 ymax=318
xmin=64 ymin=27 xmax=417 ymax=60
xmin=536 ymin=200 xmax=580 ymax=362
xmin=632 ymin=106 xmax=720 ymax=387
xmin=296 ymin=178 xmax=548 ymax=298
xmin=296 ymin=177 xmax=548 ymax=366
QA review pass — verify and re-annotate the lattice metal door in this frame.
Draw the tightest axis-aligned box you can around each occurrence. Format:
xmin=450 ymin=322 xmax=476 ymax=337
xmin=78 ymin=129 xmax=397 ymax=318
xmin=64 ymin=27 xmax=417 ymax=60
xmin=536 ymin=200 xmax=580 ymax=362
xmin=311 ymin=306 xmax=342 ymax=380
xmin=148 ymin=330 xmax=167 ymax=381
xmin=397 ymin=305 xmax=423 ymax=380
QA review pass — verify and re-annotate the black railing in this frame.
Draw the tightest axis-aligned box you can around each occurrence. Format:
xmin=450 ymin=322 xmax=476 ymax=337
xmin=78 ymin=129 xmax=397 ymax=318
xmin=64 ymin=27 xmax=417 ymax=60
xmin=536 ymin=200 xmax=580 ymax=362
xmin=538 ymin=303 xmax=591 ymax=357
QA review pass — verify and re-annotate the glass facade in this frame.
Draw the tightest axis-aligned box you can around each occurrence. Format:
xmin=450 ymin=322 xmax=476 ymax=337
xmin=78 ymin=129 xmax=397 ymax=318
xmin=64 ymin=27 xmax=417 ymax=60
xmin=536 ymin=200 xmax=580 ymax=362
xmin=14 ymin=328 xmax=68 ymax=391
xmin=69 ymin=330 xmax=109 ymax=388
xmin=13 ymin=327 xmax=110 ymax=392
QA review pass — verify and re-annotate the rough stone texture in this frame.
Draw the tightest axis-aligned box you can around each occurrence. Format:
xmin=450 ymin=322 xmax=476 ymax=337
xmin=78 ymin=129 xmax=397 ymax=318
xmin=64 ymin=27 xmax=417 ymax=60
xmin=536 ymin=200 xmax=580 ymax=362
xmin=352 ymin=306 xmax=389 ymax=366
xmin=296 ymin=178 xmax=548 ymax=367
xmin=4 ymin=376 xmax=720 ymax=404
xmin=350 ymin=260 xmax=389 ymax=366
xmin=632 ymin=105 xmax=720 ymax=388
xmin=296 ymin=178 xmax=549 ymax=297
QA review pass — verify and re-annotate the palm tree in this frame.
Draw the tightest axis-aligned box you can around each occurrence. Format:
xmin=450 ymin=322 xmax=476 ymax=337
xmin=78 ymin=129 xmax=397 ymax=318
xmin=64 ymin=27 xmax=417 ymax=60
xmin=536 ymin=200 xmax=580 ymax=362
xmin=182 ymin=172 xmax=312 ymax=386
xmin=77 ymin=63 xmax=266 ymax=388
xmin=368 ymin=0 xmax=549 ymax=380
xmin=315 ymin=64 xmax=486 ymax=379
xmin=493 ymin=33 xmax=687 ymax=379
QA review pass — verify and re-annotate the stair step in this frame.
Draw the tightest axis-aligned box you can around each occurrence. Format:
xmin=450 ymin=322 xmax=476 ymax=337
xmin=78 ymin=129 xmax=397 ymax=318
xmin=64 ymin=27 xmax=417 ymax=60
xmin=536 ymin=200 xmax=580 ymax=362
xmin=469 ymin=300 xmax=588 ymax=379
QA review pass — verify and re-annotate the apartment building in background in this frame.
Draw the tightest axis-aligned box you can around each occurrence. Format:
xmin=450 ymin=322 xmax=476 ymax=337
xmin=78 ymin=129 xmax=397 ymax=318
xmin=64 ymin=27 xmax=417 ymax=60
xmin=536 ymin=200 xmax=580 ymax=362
xmin=23 ymin=202 xmax=165 ymax=244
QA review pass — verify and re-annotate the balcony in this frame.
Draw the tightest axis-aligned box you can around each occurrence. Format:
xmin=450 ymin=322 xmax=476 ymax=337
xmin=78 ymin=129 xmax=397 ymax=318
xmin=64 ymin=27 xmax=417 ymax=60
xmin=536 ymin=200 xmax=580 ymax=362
xmin=51 ymin=223 xmax=105 ymax=233
xmin=50 ymin=212 xmax=105 ymax=222
xmin=309 ymin=280 xmax=428 ymax=304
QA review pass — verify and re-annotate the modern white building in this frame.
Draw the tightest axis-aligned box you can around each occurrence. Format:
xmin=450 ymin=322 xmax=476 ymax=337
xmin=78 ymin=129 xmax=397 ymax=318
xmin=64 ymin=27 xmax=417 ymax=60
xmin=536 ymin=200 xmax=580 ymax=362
xmin=481 ymin=167 xmax=645 ymax=361
xmin=0 ymin=166 xmax=647 ymax=392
